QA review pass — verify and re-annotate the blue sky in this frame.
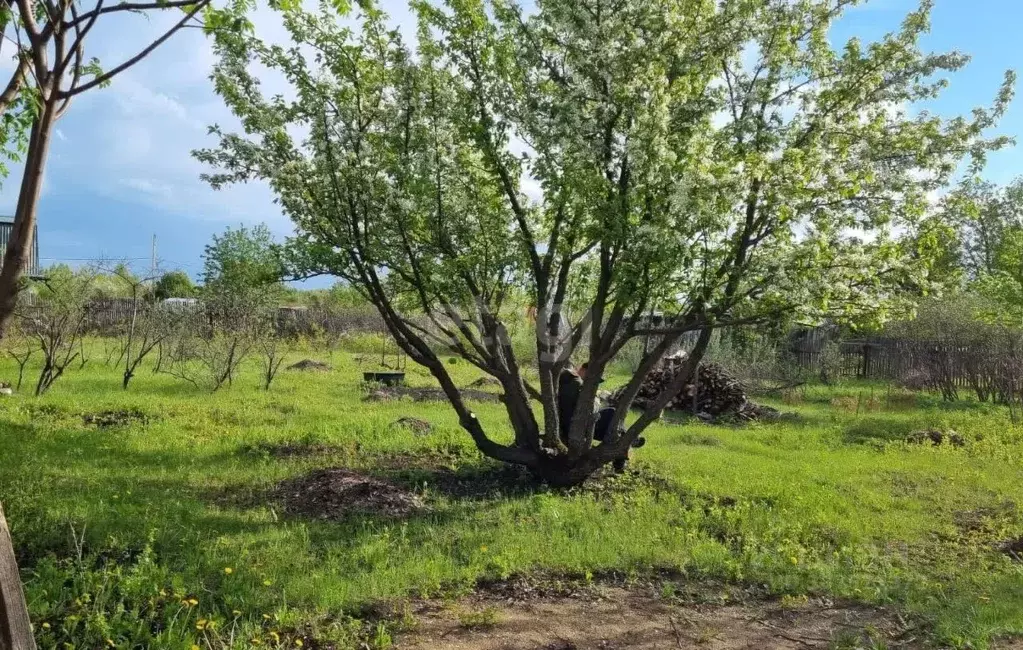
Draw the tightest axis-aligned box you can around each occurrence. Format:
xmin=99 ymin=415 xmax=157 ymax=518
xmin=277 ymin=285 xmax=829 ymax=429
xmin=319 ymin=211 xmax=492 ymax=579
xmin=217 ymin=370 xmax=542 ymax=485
xmin=6 ymin=0 xmax=1022 ymax=284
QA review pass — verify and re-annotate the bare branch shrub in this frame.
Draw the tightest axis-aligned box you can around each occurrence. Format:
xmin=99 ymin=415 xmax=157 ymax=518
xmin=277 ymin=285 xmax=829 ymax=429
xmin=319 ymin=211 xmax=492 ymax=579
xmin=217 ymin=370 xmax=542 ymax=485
xmin=257 ymin=328 xmax=292 ymax=390
xmin=24 ymin=269 xmax=95 ymax=395
xmin=108 ymin=268 xmax=182 ymax=389
xmin=3 ymin=315 xmax=37 ymax=391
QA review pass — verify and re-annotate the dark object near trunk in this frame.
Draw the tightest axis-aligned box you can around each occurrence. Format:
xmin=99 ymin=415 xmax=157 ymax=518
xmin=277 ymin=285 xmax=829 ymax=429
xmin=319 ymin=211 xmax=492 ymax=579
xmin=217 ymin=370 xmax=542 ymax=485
xmin=612 ymin=360 xmax=775 ymax=423
xmin=363 ymin=371 xmax=405 ymax=386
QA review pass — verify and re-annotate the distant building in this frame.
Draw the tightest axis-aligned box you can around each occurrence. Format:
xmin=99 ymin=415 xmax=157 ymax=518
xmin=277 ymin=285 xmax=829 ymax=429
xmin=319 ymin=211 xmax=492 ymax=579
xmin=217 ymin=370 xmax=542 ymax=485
xmin=0 ymin=215 xmax=40 ymax=277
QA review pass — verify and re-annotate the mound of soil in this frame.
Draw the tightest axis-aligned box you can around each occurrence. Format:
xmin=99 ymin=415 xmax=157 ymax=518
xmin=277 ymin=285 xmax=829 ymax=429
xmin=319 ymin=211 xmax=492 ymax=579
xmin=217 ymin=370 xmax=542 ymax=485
xmin=287 ymin=359 xmax=332 ymax=372
xmin=273 ymin=468 xmax=426 ymax=520
xmin=391 ymin=417 xmax=433 ymax=435
xmin=907 ymin=428 xmax=965 ymax=447
xmin=82 ymin=409 xmax=150 ymax=428
xmin=364 ymin=386 xmax=501 ymax=403
xmin=466 ymin=376 xmax=501 ymax=389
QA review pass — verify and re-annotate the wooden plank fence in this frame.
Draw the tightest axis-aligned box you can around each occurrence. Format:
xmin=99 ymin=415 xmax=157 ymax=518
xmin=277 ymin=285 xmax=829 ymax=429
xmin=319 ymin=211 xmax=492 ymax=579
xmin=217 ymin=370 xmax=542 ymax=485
xmin=0 ymin=503 xmax=34 ymax=650
xmin=792 ymin=335 xmax=1009 ymax=387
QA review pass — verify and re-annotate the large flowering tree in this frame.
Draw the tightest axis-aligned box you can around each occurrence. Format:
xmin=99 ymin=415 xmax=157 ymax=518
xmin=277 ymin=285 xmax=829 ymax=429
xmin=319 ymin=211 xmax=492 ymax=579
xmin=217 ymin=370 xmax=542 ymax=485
xmin=197 ymin=0 xmax=1012 ymax=485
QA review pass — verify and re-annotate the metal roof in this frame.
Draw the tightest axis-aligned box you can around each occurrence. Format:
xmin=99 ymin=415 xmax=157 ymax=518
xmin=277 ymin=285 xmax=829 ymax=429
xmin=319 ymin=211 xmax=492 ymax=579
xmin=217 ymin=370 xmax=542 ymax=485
xmin=0 ymin=216 xmax=40 ymax=276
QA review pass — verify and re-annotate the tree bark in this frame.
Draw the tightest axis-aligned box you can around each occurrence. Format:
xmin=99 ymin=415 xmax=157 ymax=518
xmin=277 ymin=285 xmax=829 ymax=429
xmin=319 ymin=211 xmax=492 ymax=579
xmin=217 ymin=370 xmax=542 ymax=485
xmin=0 ymin=101 xmax=58 ymax=341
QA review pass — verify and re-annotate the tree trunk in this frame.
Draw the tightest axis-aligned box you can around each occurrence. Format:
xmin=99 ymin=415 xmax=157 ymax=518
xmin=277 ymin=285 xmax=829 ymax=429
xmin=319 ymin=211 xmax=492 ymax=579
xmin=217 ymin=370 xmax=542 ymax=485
xmin=0 ymin=103 xmax=58 ymax=341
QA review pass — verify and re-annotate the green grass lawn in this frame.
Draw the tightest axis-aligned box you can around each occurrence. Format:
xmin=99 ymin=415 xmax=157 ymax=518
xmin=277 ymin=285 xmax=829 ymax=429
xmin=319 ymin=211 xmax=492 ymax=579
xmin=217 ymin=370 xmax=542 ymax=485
xmin=2 ymin=343 xmax=1023 ymax=649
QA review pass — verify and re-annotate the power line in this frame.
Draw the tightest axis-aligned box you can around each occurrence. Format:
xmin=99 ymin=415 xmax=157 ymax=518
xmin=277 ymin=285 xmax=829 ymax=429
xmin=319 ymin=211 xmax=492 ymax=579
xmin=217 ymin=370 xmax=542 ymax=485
xmin=38 ymin=256 xmax=151 ymax=262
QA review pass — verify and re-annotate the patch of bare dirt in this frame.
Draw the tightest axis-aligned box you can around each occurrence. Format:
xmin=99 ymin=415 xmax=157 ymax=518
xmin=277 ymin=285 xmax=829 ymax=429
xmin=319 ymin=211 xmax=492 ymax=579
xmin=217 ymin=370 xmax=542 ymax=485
xmin=82 ymin=408 xmax=151 ymax=428
xmin=364 ymin=386 xmax=502 ymax=403
xmin=273 ymin=468 xmax=427 ymax=520
xmin=287 ymin=359 xmax=333 ymax=371
xmin=398 ymin=583 xmax=923 ymax=649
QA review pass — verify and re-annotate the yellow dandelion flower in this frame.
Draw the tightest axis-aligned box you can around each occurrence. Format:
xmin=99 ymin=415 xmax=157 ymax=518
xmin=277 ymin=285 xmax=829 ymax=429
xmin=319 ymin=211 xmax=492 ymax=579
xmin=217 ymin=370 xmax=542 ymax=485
xmin=188 ymin=598 xmax=199 ymax=606
xmin=270 ymin=632 xmax=280 ymax=642
xmin=295 ymin=640 xmax=304 ymax=647
xmin=480 ymin=546 xmax=488 ymax=552
xmin=789 ymin=556 xmax=799 ymax=565
xmin=232 ymin=609 xmax=242 ymax=616
xmin=191 ymin=646 xmax=200 ymax=650
xmin=250 ymin=639 xmax=262 ymax=646
xmin=106 ymin=639 xmax=115 ymax=647
xmin=159 ymin=589 xmax=167 ymax=596
xmin=224 ymin=567 xmax=233 ymax=575
xmin=41 ymin=623 xmax=50 ymax=630
xmin=263 ymin=579 xmax=273 ymax=586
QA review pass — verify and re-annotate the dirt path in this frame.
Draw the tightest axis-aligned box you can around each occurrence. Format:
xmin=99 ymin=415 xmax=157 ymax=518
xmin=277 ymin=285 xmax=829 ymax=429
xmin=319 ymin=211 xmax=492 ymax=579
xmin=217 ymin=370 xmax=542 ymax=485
xmin=399 ymin=585 xmax=922 ymax=649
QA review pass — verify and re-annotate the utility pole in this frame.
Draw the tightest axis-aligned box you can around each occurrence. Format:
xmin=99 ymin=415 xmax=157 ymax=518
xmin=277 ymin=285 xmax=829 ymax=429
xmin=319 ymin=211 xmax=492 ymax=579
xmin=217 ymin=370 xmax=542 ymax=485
xmin=150 ymin=234 xmax=157 ymax=283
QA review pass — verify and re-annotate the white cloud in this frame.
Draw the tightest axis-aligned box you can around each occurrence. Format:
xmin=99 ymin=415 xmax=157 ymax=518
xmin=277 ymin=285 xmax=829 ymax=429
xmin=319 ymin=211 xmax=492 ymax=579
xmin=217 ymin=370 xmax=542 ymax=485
xmin=119 ymin=178 xmax=174 ymax=199
xmin=35 ymin=0 xmax=418 ymax=236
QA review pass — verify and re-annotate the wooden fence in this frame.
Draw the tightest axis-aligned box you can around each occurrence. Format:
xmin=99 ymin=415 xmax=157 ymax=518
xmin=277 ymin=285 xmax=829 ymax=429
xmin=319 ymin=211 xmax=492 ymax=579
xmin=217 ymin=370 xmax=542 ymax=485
xmin=0 ymin=504 xmax=34 ymax=650
xmin=792 ymin=335 xmax=1010 ymax=388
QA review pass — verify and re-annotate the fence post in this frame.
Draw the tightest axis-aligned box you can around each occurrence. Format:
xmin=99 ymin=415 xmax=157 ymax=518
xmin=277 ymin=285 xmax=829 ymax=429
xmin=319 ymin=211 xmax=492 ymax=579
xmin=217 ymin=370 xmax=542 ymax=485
xmin=0 ymin=503 xmax=35 ymax=650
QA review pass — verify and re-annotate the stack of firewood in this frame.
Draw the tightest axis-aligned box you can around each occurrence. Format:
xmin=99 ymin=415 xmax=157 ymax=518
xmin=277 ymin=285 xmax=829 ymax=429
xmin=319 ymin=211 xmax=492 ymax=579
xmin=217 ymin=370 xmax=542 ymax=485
xmin=613 ymin=361 xmax=778 ymax=422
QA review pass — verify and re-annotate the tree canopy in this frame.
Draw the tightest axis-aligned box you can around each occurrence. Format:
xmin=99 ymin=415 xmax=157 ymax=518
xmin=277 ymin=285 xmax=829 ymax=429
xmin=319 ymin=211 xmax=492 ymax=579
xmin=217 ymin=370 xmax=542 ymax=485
xmin=933 ymin=177 xmax=1023 ymax=322
xmin=154 ymin=271 xmax=198 ymax=301
xmin=198 ymin=0 xmax=1014 ymax=484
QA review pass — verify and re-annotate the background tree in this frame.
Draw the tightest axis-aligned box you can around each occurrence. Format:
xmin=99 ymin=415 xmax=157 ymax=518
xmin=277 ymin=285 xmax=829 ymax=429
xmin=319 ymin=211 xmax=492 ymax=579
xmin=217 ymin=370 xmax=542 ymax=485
xmin=942 ymin=177 xmax=1023 ymax=279
xmin=200 ymin=0 xmax=1013 ymax=485
xmin=940 ymin=177 xmax=1023 ymax=321
xmin=154 ymin=270 xmax=197 ymax=301
xmin=201 ymin=224 xmax=282 ymax=302
xmin=165 ymin=225 xmax=283 ymax=391
xmin=0 ymin=0 xmax=221 ymax=341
